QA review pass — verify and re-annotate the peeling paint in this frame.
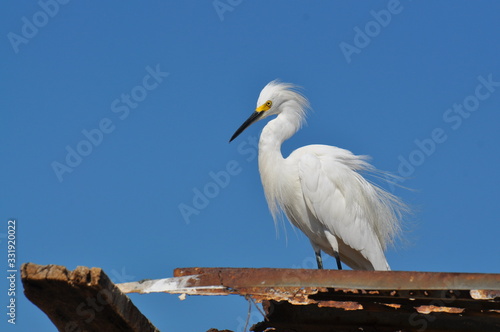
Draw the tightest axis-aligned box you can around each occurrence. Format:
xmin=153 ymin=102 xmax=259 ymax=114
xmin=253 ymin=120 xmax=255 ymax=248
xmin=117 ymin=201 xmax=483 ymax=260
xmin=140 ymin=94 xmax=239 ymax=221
xmin=381 ymin=303 xmax=402 ymax=309
xmin=470 ymin=289 xmax=500 ymax=300
xmin=317 ymin=301 xmax=363 ymax=310
xmin=415 ymin=305 xmax=465 ymax=314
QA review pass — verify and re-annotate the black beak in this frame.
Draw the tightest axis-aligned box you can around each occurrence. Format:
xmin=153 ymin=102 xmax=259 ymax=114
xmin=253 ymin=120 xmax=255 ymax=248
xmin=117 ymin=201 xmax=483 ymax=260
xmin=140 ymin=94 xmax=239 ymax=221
xmin=229 ymin=111 xmax=264 ymax=142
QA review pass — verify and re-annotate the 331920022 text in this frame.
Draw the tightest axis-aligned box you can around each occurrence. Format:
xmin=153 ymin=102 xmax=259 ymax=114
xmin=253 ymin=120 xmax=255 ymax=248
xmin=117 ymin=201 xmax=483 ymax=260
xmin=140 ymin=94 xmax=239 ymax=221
xmin=7 ymin=219 xmax=17 ymax=325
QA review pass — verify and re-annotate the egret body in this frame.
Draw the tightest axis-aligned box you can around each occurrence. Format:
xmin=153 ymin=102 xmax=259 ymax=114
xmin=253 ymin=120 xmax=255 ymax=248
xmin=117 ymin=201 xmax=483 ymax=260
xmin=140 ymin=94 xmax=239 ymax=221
xmin=230 ymin=81 xmax=406 ymax=270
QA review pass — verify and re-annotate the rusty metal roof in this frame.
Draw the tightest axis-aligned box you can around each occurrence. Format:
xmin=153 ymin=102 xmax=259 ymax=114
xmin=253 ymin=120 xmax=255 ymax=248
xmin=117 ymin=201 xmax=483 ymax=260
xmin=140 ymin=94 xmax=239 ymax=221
xmin=118 ymin=267 xmax=500 ymax=332
xmin=21 ymin=263 xmax=500 ymax=331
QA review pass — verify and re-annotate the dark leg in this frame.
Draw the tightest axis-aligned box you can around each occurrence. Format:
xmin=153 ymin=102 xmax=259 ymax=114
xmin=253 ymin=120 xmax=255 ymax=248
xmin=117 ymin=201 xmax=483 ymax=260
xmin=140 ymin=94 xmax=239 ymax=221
xmin=315 ymin=250 xmax=323 ymax=269
xmin=334 ymin=252 xmax=342 ymax=270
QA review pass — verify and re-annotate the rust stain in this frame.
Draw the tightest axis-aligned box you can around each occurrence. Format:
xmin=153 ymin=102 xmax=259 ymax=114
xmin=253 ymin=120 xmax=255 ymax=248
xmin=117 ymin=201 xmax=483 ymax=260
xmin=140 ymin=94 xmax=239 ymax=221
xmin=470 ymin=289 xmax=500 ymax=300
xmin=382 ymin=303 xmax=402 ymax=309
xmin=174 ymin=267 xmax=500 ymax=291
xmin=415 ymin=305 xmax=465 ymax=314
xmin=317 ymin=301 xmax=363 ymax=310
xmin=241 ymin=286 xmax=320 ymax=305
xmin=336 ymin=288 xmax=360 ymax=294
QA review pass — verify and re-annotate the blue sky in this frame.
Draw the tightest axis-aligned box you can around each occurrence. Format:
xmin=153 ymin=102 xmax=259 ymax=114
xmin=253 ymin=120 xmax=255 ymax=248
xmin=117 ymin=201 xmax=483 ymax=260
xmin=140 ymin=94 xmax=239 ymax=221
xmin=2 ymin=1 xmax=500 ymax=331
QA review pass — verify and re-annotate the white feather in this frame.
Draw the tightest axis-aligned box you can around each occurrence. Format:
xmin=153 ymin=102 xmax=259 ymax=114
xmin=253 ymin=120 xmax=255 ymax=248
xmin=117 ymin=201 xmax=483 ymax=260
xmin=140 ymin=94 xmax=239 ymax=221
xmin=232 ymin=80 xmax=408 ymax=270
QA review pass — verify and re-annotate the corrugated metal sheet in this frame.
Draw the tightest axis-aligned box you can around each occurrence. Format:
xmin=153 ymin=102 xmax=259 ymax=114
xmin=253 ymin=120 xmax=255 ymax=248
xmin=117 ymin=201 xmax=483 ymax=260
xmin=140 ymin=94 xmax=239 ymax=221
xmin=22 ymin=263 xmax=500 ymax=331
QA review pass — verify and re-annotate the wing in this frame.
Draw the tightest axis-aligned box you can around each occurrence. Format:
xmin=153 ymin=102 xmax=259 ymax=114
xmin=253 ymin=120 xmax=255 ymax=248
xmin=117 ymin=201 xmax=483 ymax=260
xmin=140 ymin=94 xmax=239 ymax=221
xmin=297 ymin=147 xmax=389 ymax=270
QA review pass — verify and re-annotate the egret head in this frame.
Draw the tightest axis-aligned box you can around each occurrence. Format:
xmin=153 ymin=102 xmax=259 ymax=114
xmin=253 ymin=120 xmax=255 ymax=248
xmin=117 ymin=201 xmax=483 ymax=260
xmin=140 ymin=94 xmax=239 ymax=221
xmin=229 ymin=80 xmax=309 ymax=142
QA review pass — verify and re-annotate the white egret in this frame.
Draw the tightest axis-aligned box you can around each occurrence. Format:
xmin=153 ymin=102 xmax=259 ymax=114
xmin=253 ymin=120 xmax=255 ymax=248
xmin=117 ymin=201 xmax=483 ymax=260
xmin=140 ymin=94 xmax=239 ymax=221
xmin=230 ymin=80 xmax=406 ymax=270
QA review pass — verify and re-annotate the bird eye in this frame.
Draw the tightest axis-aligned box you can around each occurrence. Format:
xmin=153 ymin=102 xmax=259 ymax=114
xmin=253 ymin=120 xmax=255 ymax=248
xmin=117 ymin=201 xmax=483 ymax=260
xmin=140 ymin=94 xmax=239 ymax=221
xmin=266 ymin=101 xmax=272 ymax=108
